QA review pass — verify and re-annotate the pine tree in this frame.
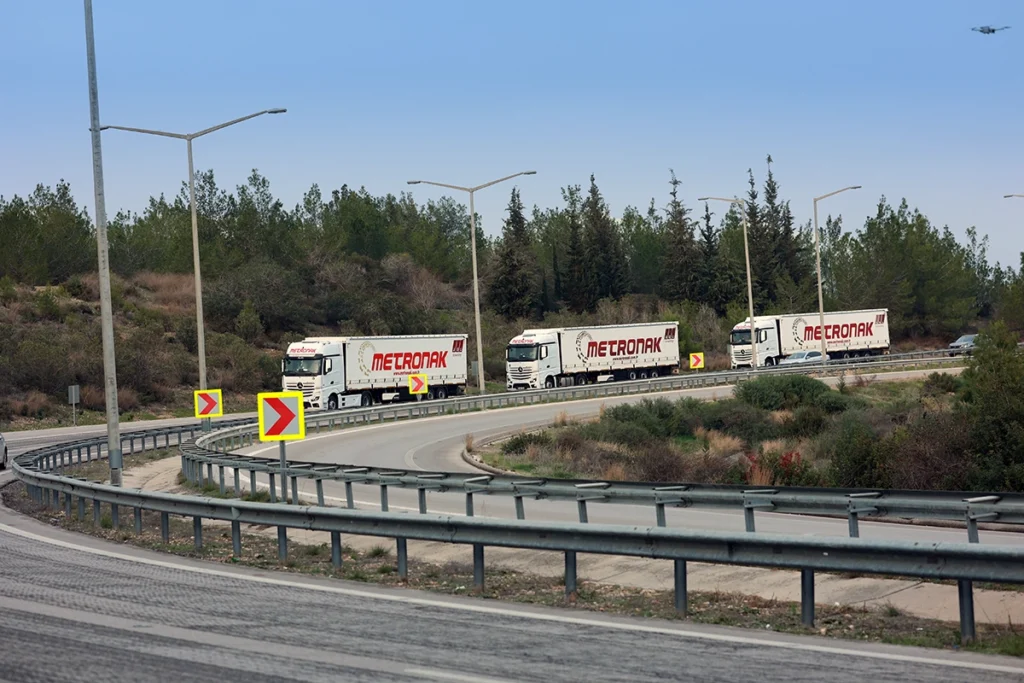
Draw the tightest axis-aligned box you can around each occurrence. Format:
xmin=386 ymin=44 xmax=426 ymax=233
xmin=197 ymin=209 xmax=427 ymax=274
xmin=561 ymin=184 xmax=591 ymax=313
xmin=660 ymin=170 xmax=698 ymax=302
xmin=488 ymin=187 xmax=538 ymax=320
xmin=582 ymin=174 xmax=626 ymax=304
xmin=695 ymin=201 xmax=720 ymax=308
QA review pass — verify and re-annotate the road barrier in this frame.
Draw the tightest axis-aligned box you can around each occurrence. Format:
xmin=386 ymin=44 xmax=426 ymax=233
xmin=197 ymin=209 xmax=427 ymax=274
xmin=11 ymin=414 xmax=1023 ymax=645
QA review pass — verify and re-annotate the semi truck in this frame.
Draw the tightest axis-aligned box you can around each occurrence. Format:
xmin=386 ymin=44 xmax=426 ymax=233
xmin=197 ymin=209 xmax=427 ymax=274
xmin=505 ymin=322 xmax=680 ymax=390
xmin=282 ymin=334 xmax=469 ymax=410
xmin=729 ymin=308 xmax=890 ymax=369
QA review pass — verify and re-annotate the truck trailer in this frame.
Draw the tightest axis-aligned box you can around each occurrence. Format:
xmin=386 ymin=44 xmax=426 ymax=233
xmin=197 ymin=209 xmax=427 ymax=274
xmin=505 ymin=322 xmax=680 ymax=390
xmin=282 ymin=334 xmax=469 ymax=410
xmin=729 ymin=309 xmax=890 ymax=369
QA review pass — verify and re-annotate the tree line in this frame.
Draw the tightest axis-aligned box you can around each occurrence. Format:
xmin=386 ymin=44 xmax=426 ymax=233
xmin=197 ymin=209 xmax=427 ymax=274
xmin=1 ymin=155 xmax=1020 ymax=342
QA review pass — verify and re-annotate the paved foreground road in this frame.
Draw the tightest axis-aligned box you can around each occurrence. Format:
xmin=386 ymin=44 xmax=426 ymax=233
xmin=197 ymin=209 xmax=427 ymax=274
xmin=1 ymin=502 xmax=1022 ymax=682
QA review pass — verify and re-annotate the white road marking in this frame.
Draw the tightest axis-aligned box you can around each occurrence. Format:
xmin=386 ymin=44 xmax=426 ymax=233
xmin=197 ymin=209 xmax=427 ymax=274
xmin=1 ymin=522 xmax=1020 ymax=675
xmin=404 ymin=668 xmax=520 ymax=683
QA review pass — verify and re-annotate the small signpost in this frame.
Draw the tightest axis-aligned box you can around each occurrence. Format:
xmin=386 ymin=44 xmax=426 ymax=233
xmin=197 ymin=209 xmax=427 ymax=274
xmin=408 ymin=373 xmax=428 ymax=396
xmin=194 ymin=388 xmax=223 ymax=432
xmin=689 ymin=352 xmax=705 ymax=371
xmin=258 ymin=391 xmax=306 ymax=502
xmin=68 ymin=385 xmax=80 ymax=427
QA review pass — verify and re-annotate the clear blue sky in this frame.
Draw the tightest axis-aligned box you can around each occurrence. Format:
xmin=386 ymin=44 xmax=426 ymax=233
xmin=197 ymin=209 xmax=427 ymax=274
xmin=1 ymin=1 xmax=1022 ymax=266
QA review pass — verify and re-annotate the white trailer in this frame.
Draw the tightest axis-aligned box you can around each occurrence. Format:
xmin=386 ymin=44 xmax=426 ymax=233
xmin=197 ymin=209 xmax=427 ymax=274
xmin=505 ymin=322 xmax=680 ymax=390
xmin=282 ymin=334 xmax=469 ymax=410
xmin=729 ymin=309 xmax=890 ymax=368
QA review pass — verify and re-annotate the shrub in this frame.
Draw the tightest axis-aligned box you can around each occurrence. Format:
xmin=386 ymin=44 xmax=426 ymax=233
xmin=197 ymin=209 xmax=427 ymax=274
xmin=822 ymin=411 xmax=887 ymax=488
xmin=746 ymin=449 xmax=820 ymax=487
xmin=626 ymin=442 xmax=687 ymax=482
xmin=700 ymin=399 xmax=778 ymax=446
xmin=734 ymin=374 xmax=830 ymax=411
xmin=33 ymin=287 xmax=65 ymax=322
xmin=64 ymin=274 xmax=87 ymax=299
xmin=922 ymin=371 xmax=961 ymax=396
xmin=0 ymin=275 xmax=18 ymax=304
xmin=878 ymin=411 xmax=975 ymax=490
xmin=234 ymin=300 xmax=263 ymax=343
xmin=80 ymin=385 xmax=105 ymax=411
xmin=817 ymin=391 xmax=857 ymax=414
xmin=117 ymin=387 xmax=140 ymax=412
xmin=10 ymin=391 xmax=53 ymax=418
xmin=502 ymin=431 xmax=551 ymax=455
xmin=782 ymin=405 xmax=828 ymax=438
xmin=174 ymin=315 xmax=198 ymax=354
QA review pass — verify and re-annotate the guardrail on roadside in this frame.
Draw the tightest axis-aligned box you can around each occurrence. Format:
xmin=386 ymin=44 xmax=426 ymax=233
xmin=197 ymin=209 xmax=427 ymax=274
xmin=9 ymin=424 xmax=1020 ymax=643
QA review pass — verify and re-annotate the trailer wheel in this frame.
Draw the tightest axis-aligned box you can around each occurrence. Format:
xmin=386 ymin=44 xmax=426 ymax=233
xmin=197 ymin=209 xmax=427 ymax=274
xmin=639 ymin=371 xmax=648 ymax=380
xmin=650 ymin=369 xmax=659 ymax=379
xmin=360 ymin=392 xmax=372 ymax=407
xmin=576 ymin=374 xmax=587 ymax=386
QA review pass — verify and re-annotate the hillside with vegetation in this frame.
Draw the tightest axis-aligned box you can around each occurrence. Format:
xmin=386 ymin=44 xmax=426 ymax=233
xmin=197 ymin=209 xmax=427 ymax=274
xmin=2 ymin=155 xmax=1022 ymax=426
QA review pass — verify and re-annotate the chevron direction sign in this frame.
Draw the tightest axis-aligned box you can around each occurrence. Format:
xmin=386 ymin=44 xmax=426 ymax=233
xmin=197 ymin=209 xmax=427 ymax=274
xmin=257 ymin=391 xmax=306 ymax=441
xmin=193 ymin=389 xmax=223 ymax=419
xmin=408 ymin=373 xmax=428 ymax=395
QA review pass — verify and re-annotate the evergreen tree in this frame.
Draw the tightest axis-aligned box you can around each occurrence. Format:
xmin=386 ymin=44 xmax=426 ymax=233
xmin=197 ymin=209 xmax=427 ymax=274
xmin=660 ymin=170 xmax=698 ymax=302
xmin=561 ymin=184 xmax=591 ymax=313
xmin=488 ymin=187 xmax=538 ymax=320
xmin=582 ymin=174 xmax=626 ymax=303
xmin=695 ymin=201 xmax=720 ymax=308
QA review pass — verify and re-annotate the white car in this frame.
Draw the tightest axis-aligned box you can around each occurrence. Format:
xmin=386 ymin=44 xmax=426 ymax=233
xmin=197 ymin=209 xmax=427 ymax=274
xmin=779 ymin=350 xmax=829 ymax=365
xmin=0 ymin=432 xmax=7 ymax=470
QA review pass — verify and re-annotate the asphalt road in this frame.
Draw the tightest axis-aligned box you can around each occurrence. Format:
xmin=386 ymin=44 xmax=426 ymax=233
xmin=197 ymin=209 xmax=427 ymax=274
xmin=1 ymin=505 xmax=1021 ymax=682
xmin=219 ymin=369 xmax=1024 ymax=547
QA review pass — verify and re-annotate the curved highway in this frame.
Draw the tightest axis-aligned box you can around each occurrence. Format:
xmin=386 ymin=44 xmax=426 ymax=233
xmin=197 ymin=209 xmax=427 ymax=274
xmin=1 ymin=504 xmax=1022 ymax=682
xmin=228 ymin=370 xmax=1024 ymax=547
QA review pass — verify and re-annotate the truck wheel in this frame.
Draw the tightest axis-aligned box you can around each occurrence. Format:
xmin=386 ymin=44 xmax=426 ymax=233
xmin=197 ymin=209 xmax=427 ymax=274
xmin=545 ymin=377 xmax=555 ymax=389
xmin=628 ymin=370 xmax=637 ymax=381
xmin=360 ymin=392 xmax=372 ymax=407
xmin=576 ymin=374 xmax=586 ymax=386
xmin=436 ymin=386 xmax=448 ymax=400
xmin=328 ymin=395 xmax=338 ymax=411
xmin=650 ymin=369 xmax=659 ymax=378
xmin=639 ymin=371 xmax=648 ymax=380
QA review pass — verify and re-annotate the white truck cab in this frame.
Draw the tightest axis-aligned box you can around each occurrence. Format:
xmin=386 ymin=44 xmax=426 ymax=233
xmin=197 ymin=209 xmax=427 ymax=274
xmin=282 ymin=338 xmax=360 ymax=410
xmin=505 ymin=330 xmax=563 ymax=390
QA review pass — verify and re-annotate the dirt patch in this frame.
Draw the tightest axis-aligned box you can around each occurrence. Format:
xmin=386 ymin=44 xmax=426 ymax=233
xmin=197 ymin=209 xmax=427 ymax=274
xmin=4 ymin=480 xmax=1022 ymax=657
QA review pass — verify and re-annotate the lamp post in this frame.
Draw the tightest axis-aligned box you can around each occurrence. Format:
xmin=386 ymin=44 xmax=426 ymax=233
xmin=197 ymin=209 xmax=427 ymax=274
xmin=1005 ymin=194 xmax=1024 ymax=199
xmin=813 ymin=186 xmax=861 ymax=363
xmin=101 ymin=109 xmax=287 ymax=394
xmin=408 ymin=172 xmax=537 ymax=394
xmin=83 ymin=0 xmax=122 ymax=485
xmin=698 ymin=196 xmax=757 ymax=370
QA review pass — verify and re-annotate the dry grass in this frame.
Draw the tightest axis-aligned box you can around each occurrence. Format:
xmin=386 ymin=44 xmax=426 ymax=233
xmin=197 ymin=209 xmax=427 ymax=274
xmin=132 ymin=272 xmax=196 ymax=316
xmin=117 ymin=387 xmax=140 ymax=412
xmin=854 ymin=373 xmax=877 ymax=389
xmin=464 ymin=433 xmax=475 ymax=453
xmin=5 ymin=390 xmax=53 ymax=418
xmin=599 ymin=403 xmax=607 ymax=419
xmin=524 ymin=443 xmax=542 ymax=463
xmin=759 ymin=439 xmax=787 ymax=456
xmin=552 ymin=410 xmax=575 ymax=428
xmin=600 ymin=462 xmax=628 ymax=481
xmin=769 ymin=410 xmax=791 ymax=424
xmin=746 ymin=459 xmax=776 ymax=486
xmin=695 ymin=428 xmax=744 ymax=459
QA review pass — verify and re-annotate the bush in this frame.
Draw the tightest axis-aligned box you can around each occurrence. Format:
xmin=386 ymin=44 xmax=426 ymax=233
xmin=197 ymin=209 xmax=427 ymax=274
xmin=80 ymin=385 xmax=105 ymax=411
xmin=822 ymin=411 xmax=887 ymax=488
xmin=781 ymin=405 xmax=828 ymax=438
xmin=817 ymin=391 xmax=858 ymax=414
xmin=603 ymin=399 xmax=677 ymax=439
xmin=502 ymin=431 xmax=552 ymax=455
xmin=235 ymin=300 xmax=263 ymax=343
xmin=627 ymin=442 xmax=687 ymax=482
xmin=0 ymin=275 xmax=17 ymax=304
xmin=734 ymin=374 xmax=830 ymax=411
xmin=700 ymin=399 xmax=778 ymax=446
xmin=746 ymin=449 xmax=821 ymax=487
xmin=879 ymin=411 xmax=975 ymax=490
xmin=64 ymin=274 xmax=87 ymax=299
xmin=117 ymin=387 xmax=140 ymax=412
xmin=174 ymin=315 xmax=198 ymax=354
xmin=922 ymin=371 xmax=961 ymax=396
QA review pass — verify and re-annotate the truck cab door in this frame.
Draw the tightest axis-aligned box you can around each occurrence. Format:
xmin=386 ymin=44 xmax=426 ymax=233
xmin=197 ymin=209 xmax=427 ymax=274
xmin=758 ymin=327 xmax=780 ymax=364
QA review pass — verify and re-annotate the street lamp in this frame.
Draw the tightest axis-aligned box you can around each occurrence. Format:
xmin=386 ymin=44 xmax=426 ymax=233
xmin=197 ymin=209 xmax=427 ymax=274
xmin=1005 ymin=194 xmax=1024 ymax=199
xmin=698 ymin=196 xmax=757 ymax=370
xmin=813 ymin=186 xmax=861 ymax=363
xmin=407 ymin=171 xmax=537 ymax=394
xmin=101 ymin=109 xmax=287 ymax=395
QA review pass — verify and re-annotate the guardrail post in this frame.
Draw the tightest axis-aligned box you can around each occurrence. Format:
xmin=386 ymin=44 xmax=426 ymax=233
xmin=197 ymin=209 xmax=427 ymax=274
xmin=331 ymin=531 xmax=342 ymax=569
xmin=418 ymin=489 xmax=427 ymax=514
xmin=134 ymin=507 xmax=142 ymax=534
xmin=76 ymin=446 xmax=82 ymax=464
xmin=193 ymin=516 xmax=202 ymax=550
xmin=397 ymin=538 xmax=408 ymax=581
xmin=277 ymin=526 xmax=288 ymax=560
xmin=218 ymin=466 xmax=226 ymax=495
xmin=316 ymin=479 xmax=325 ymax=507
xmin=514 ymin=495 xmax=525 ymax=520
xmin=93 ymin=499 xmax=100 ymax=525
xmin=291 ymin=476 xmax=299 ymax=505
xmin=64 ymin=492 xmax=72 ymax=518
xmin=473 ymin=544 xmax=485 ymax=592
xmin=744 ymin=506 xmax=755 ymax=532
xmin=205 ymin=463 xmax=213 ymax=484
xmin=577 ymin=500 xmax=589 ymax=524
xmin=801 ymin=569 xmax=815 ymax=627
xmin=111 ymin=504 xmax=119 ymax=529
xmin=345 ymin=481 xmax=355 ymax=509
xmin=565 ymin=548 xmax=577 ymax=598
xmin=380 ymin=484 xmax=389 ymax=511
xmin=655 ymin=502 xmax=666 ymax=528
xmin=233 ymin=467 xmax=241 ymax=494
xmin=959 ymin=508 xmax=982 ymax=644
xmin=231 ymin=520 xmax=241 ymax=557
xmin=847 ymin=511 xmax=860 ymax=538
xmin=77 ymin=496 xmax=85 ymax=521
xmin=250 ymin=470 xmax=257 ymax=498
xmin=160 ymin=512 xmax=169 ymax=543
xmin=268 ymin=473 xmax=277 ymax=502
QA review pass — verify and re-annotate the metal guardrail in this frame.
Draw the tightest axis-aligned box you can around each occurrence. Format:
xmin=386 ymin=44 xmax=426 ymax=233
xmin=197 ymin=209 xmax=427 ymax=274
xmin=9 ymin=424 xmax=1023 ymax=643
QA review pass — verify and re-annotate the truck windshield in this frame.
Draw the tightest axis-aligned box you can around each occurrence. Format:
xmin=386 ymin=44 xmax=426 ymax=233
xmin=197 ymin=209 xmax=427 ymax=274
xmin=506 ymin=344 xmax=539 ymax=362
xmin=283 ymin=357 xmax=323 ymax=375
xmin=729 ymin=330 xmax=751 ymax=346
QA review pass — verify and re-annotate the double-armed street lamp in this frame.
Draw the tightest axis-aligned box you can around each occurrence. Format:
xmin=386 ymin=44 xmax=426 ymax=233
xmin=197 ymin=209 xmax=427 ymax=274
xmin=101 ymin=109 xmax=287 ymax=393
xmin=407 ymin=172 xmax=537 ymax=394
xmin=813 ymin=186 xmax=861 ymax=362
xmin=698 ymin=196 xmax=757 ymax=370
xmin=1005 ymin=194 xmax=1024 ymax=199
